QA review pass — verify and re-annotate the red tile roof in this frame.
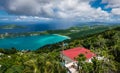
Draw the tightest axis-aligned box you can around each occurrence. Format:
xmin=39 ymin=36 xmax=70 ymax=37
xmin=62 ymin=47 xmax=96 ymax=61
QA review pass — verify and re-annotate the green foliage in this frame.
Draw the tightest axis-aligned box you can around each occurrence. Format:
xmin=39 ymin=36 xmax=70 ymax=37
xmin=0 ymin=48 xmax=18 ymax=54
xmin=0 ymin=26 xmax=120 ymax=73
xmin=0 ymin=52 xmax=67 ymax=73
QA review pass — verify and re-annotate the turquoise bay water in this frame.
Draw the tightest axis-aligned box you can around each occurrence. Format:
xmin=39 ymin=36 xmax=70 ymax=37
xmin=0 ymin=34 xmax=69 ymax=50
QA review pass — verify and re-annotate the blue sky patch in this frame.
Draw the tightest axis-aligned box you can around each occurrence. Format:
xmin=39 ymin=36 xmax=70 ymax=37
xmin=90 ymin=0 xmax=112 ymax=13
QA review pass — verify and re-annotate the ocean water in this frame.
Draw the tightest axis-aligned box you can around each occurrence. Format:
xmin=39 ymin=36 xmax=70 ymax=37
xmin=0 ymin=34 xmax=69 ymax=50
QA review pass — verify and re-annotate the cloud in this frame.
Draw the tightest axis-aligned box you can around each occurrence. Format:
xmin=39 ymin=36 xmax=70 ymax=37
xmin=102 ymin=0 xmax=120 ymax=15
xmin=0 ymin=0 xmax=118 ymax=22
xmin=102 ymin=0 xmax=120 ymax=8
xmin=112 ymin=8 xmax=120 ymax=15
xmin=0 ymin=15 xmax=52 ymax=22
xmin=1 ymin=0 xmax=55 ymax=17
xmin=54 ymin=0 xmax=110 ymax=21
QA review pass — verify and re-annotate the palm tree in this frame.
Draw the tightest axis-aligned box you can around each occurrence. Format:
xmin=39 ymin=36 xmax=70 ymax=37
xmin=76 ymin=54 xmax=86 ymax=73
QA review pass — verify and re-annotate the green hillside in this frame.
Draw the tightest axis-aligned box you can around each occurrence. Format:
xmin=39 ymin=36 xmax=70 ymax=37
xmin=0 ymin=26 xmax=120 ymax=73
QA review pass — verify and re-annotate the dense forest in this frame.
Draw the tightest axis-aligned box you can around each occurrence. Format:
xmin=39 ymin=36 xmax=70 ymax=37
xmin=0 ymin=26 xmax=120 ymax=73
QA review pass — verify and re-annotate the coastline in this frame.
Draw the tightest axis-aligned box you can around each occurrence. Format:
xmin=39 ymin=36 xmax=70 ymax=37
xmin=0 ymin=34 xmax=70 ymax=50
xmin=53 ymin=34 xmax=71 ymax=39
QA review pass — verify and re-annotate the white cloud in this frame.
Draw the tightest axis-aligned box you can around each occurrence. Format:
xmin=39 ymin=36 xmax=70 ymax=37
xmin=102 ymin=0 xmax=120 ymax=8
xmin=54 ymin=0 xmax=110 ymax=21
xmin=0 ymin=0 xmax=114 ymax=22
xmin=19 ymin=16 xmax=52 ymax=21
xmin=19 ymin=16 xmax=27 ymax=19
xmin=7 ymin=0 xmax=55 ymax=17
xmin=0 ymin=15 xmax=52 ymax=22
xmin=102 ymin=0 xmax=120 ymax=15
xmin=112 ymin=8 xmax=120 ymax=15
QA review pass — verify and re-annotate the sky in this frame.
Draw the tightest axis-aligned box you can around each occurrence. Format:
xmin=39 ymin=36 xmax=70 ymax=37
xmin=0 ymin=0 xmax=120 ymax=23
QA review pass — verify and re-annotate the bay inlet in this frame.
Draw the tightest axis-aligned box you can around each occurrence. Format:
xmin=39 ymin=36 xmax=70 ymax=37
xmin=0 ymin=34 xmax=70 ymax=50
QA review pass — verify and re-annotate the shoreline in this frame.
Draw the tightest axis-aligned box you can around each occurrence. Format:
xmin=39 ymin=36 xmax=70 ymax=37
xmin=53 ymin=34 xmax=71 ymax=39
xmin=0 ymin=34 xmax=70 ymax=50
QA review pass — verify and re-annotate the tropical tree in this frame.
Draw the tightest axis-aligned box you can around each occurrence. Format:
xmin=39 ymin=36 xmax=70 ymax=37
xmin=76 ymin=54 xmax=86 ymax=73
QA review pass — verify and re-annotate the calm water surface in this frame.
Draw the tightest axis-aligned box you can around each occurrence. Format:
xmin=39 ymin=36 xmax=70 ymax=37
xmin=0 ymin=34 xmax=69 ymax=50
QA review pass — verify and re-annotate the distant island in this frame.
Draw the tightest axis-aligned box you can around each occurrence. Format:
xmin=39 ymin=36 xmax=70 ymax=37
xmin=0 ymin=24 xmax=26 ymax=29
xmin=0 ymin=24 xmax=119 ymax=39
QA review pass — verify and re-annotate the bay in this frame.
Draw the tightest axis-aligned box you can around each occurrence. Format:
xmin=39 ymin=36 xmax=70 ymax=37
xmin=0 ymin=34 xmax=69 ymax=50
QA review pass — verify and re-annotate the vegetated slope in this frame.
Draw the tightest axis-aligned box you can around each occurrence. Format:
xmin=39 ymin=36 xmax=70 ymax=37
xmin=0 ymin=26 xmax=120 ymax=73
xmin=71 ymin=26 xmax=120 ymax=73
xmin=36 ymin=26 xmax=120 ymax=73
xmin=47 ymin=25 xmax=117 ymax=39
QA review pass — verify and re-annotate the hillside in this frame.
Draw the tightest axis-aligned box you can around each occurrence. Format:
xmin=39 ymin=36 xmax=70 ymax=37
xmin=0 ymin=26 xmax=120 ymax=73
xmin=0 ymin=25 xmax=114 ymax=39
xmin=47 ymin=25 xmax=118 ymax=39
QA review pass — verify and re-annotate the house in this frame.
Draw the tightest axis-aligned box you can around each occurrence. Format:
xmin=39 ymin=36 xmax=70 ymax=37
xmin=61 ymin=47 xmax=96 ymax=63
xmin=60 ymin=47 xmax=96 ymax=73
